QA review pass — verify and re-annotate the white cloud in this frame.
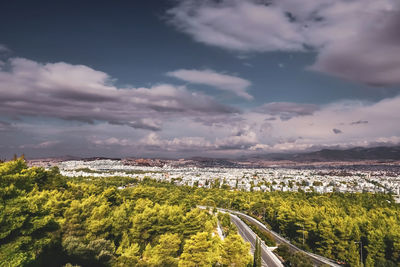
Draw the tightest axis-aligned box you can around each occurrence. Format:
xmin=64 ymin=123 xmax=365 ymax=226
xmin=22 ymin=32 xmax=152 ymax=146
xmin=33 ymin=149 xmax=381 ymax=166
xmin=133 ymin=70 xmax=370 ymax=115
xmin=309 ymin=13 xmax=400 ymax=86
xmin=167 ymin=1 xmax=306 ymax=52
xmin=255 ymin=102 xmax=319 ymax=120
xmin=167 ymin=69 xmax=253 ymax=100
xmin=1 ymin=55 xmax=400 ymax=157
xmin=0 ymin=57 xmax=238 ymax=131
xmin=3 ymin=94 xmax=400 ymax=157
xmin=259 ymin=96 xmax=400 ymax=151
xmin=139 ymin=133 xmax=213 ymax=152
xmin=168 ymin=0 xmax=400 ymax=86
xmin=215 ymin=130 xmax=258 ymax=149
xmin=87 ymin=95 xmax=400 ymax=154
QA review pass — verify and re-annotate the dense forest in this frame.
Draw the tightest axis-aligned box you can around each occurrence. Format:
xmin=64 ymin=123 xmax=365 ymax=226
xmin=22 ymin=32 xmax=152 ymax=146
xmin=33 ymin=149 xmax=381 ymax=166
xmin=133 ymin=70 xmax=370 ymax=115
xmin=1 ymin=159 xmax=400 ymax=266
xmin=199 ymin=182 xmax=400 ymax=267
xmin=0 ymin=159 xmax=251 ymax=266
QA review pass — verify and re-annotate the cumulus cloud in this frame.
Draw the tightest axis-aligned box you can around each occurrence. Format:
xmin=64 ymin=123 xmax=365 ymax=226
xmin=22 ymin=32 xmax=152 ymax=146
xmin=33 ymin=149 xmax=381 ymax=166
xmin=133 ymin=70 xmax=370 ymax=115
xmin=1 ymin=56 xmax=400 ymax=158
xmin=90 ymin=133 xmax=215 ymax=154
xmin=90 ymin=130 xmax=259 ymax=154
xmin=96 ymin=95 xmax=400 ymax=155
xmin=166 ymin=69 xmax=253 ymax=100
xmin=139 ymin=133 xmax=214 ymax=152
xmin=167 ymin=0 xmax=306 ymax=52
xmin=87 ymin=119 xmax=262 ymax=154
xmin=167 ymin=0 xmax=400 ymax=86
xmin=0 ymin=57 xmax=238 ymax=131
xmin=309 ymin=9 xmax=400 ymax=86
xmin=255 ymin=102 xmax=319 ymax=120
xmin=215 ymin=130 xmax=258 ymax=150
xmin=261 ymin=96 xmax=400 ymax=151
xmin=3 ymin=94 xmax=400 ymax=158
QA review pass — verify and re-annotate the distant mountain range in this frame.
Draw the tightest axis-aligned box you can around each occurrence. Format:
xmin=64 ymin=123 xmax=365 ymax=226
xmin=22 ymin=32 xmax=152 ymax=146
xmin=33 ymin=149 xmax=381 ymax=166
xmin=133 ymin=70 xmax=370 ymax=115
xmin=251 ymin=146 xmax=400 ymax=162
xmin=27 ymin=146 xmax=400 ymax=168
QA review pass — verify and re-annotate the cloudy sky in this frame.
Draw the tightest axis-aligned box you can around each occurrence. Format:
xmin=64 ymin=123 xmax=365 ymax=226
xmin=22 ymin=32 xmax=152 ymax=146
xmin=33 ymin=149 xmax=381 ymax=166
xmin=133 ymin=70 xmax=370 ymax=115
xmin=1 ymin=0 xmax=400 ymax=159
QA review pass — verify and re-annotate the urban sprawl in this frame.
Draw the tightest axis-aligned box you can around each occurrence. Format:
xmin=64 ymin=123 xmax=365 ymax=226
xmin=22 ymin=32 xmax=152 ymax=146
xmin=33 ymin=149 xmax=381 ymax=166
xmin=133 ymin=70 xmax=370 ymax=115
xmin=29 ymin=159 xmax=400 ymax=199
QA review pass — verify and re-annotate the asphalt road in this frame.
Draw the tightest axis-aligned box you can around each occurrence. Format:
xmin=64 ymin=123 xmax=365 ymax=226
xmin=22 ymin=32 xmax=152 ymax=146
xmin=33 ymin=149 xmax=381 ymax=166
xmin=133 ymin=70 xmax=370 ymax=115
xmin=230 ymin=214 xmax=283 ymax=267
xmin=199 ymin=205 xmax=340 ymax=267
xmin=230 ymin=210 xmax=341 ymax=267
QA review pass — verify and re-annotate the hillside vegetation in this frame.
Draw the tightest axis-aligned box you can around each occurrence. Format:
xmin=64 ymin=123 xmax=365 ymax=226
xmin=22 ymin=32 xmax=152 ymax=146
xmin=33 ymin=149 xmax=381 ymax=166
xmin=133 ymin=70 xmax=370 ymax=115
xmin=0 ymin=159 xmax=251 ymax=266
xmin=1 ymin=159 xmax=399 ymax=266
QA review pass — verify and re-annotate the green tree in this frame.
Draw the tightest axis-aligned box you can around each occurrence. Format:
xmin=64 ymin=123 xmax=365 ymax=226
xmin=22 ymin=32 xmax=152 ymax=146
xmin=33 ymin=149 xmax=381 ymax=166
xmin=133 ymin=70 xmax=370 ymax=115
xmin=179 ymin=232 xmax=217 ymax=267
xmin=141 ymin=233 xmax=181 ymax=266
xmin=220 ymin=233 xmax=252 ymax=266
xmin=253 ymin=237 xmax=261 ymax=267
xmin=115 ymin=233 xmax=140 ymax=266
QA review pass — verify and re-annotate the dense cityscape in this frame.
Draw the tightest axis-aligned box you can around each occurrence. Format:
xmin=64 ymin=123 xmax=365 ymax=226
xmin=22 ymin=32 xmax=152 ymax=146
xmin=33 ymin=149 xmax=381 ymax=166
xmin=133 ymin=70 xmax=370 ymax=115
xmin=29 ymin=159 xmax=400 ymax=197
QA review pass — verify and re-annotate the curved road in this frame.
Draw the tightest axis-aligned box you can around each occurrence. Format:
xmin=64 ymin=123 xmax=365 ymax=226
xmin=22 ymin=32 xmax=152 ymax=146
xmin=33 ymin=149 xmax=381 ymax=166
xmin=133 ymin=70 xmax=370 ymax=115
xmin=228 ymin=209 xmax=340 ymax=267
xmin=230 ymin=213 xmax=283 ymax=267
xmin=200 ymin=205 xmax=340 ymax=267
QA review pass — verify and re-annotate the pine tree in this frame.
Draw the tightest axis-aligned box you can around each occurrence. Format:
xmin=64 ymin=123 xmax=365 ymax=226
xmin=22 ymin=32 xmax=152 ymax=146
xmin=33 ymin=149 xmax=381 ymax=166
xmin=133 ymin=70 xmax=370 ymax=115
xmin=179 ymin=232 xmax=217 ymax=267
xmin=253 ymin=239 xmax=258 ymax=267
xmin=257 ymin=238 xmax=262 ymax=267
xmin=220 ymin=234 xmax=252 ymax=266
xmin=253 ymin=237 xmax=262 ymax=267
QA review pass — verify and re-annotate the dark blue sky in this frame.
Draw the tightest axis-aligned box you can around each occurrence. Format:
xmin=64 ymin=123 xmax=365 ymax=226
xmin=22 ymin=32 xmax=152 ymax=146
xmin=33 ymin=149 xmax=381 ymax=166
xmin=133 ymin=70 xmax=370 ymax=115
xmin=1 ymin=0 xmax=396 ymax=106
xmin=1 ymin=0 xmax=399 ymax=158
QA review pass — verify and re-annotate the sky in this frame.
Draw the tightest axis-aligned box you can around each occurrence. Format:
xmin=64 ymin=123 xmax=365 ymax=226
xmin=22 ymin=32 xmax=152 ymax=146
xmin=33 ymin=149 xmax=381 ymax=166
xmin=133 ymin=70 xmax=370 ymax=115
xmin=1 ymin=0 xmax=400 ymax=159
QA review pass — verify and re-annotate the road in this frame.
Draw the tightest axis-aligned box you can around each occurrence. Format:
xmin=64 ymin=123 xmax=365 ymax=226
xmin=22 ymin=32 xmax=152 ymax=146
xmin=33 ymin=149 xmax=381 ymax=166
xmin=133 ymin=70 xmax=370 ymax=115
xmin=230 ymin=213 xmax=283 ymax=267
xmin=229 ymin=210 xmax=341 ymax=267
xmin=199 ymin=205 xmax=340 ymax=266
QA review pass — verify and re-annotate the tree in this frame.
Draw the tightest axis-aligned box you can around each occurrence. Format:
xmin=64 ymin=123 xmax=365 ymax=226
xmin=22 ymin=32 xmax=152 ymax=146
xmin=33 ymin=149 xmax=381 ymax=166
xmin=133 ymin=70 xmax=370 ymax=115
xmin=0 ymin=160 xmax=60 ymax=266
xmin=220 ymin=234 xmax=252 ymax=266
xmin=0 ymin=161 xmax=253 ymax=267
xmin=289 ymin=252 xmax=313 ymax=267
xmin=179 ymin=232 xmax=217 ymax=267
xmin=62 ymin=236 xmax=115 ymax=265
xmin=141 ymin=233 xmax=181 ymax=266
xmin=253 ymin=237 xmax=261 ymax=267
xmin=115 ymin=233 xmax=140 ymax=266
xmin=276 ymin=244 xmax=313 ymax=267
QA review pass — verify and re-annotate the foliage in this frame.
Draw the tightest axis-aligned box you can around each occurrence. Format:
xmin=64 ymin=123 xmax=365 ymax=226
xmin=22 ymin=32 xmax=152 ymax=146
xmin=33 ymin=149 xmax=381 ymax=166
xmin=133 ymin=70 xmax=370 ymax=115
xmin=189 ymin=186 xmax=400 ymax=266
xmin=139 ymin=233 xmax=180 ymax=266
xmin=178 ymin=232 xmax=219 ymax=267
xmin=275 ymin=244 xmax=313 ymax=267
xmin=217 ymin=212 xmax=238 ymax=237
xmin=2 ymin=159 xmax=400 ymax=266
xmin=239 ymin=215 xmax=276 ymax=246
xmin=0 ymin=160 xmax=252 ymax=266
xmin=219 ymin=233 xmax=252 ymax=266
xmin=253 ymin=237 xmax=261 ymax=267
